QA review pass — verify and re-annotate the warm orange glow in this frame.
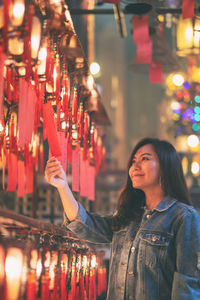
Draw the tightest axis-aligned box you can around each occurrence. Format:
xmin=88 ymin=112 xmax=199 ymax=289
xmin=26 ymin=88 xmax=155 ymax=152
xmin=5 ymin=248 xmax=24 ymax=300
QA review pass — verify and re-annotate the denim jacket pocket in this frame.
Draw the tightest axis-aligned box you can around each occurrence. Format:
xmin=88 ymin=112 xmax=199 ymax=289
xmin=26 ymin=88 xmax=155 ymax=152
xmin=138 ymin=231 xmax=172 ymax=268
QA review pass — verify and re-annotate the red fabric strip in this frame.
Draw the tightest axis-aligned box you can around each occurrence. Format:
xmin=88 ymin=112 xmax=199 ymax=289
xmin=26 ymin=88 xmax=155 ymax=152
xmin=72 ymin=149 xmax=80 ymax=192
xmin=182 ymin=0 xmax=194 ymax=19
xmin=136 ymin=40 xmax=152 ymax=64
xmin=132 ymin=16 xmax=150 ymax=44
xmin=25 ymin=154 xmax=34 ymax=194
xmin=149 ymin=62 xmax=163 ymax=83
xmin=0 ymin=50 xmax=5 ymax=118
xmin=7 ymin=153 xmax=18 ymax=191
xmin=49 ymin=131 xmax=68 ymax=172
xmin=18 ymin=79 xmax=28 ymax=147
xmin=17 ymin=160 xmax=25 ymax=197
xmin=87 ymin=165 xmax=95 ymax=201
xmin=43 ymin=102 xmax=61 ymax=157
xmin=80 ymin=150 xmax=88 ymax=197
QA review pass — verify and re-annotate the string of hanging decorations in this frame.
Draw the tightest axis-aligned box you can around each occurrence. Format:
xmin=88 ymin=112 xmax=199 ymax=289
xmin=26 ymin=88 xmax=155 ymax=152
xmin=0 ymin=0 xmax=110 ymax=201
xmin=0 ymin=208 xmax=107 ymax=300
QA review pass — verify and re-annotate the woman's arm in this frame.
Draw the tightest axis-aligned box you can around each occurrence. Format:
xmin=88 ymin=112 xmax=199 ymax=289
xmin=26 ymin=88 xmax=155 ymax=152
xmin=171 ymin=207 xmax=200 ymax=299
xmin=45 ymin=157 xmax=113 ymax=243
xmin=45 ymin=157 xmax=79 ymax=221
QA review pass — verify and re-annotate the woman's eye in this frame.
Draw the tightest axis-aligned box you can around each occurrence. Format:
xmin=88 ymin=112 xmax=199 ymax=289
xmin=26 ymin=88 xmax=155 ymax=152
xmin=142 ymin=157 xmax=149 ymax=161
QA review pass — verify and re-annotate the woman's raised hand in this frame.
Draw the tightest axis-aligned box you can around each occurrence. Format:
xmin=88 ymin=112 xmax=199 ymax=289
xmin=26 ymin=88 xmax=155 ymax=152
xmin=45 ymin=157 xmax=67 ymax=189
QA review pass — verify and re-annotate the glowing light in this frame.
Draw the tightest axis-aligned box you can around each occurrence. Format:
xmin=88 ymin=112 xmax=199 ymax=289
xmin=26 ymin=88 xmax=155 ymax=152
xmin=36 ymin=260 xmax=42 ymax=278
xmin=61 ymin=121 xmax=67 ymax=130
xmin=191 ymin=161 xmax=200 ymax=175
xmin=182 ymin=156 xmax=188 ymax=175
xmin=172 ymin=74 xmax=184 ymax=87
xmin=91 ymin=255 xmax=97 ymax=268
xmin=170 ymin=101 xmax=181 ymax=110
xmin=194 ymin=114 xmax=200 ymax=122
xmin=13 ymin=3 xmax=25 ymax=20
xmin=0 ymin=123 xmax=4 ymax=132
xmin=192 ymin=123 xmax=199 ymax=132
xmin=87 ymin=75 xmax=94 ymax=90
xmin=90 ymin=62 xmax=100 ymax=76
xmin=194 ymin=106 xmax=200 ymax=114
xmin=38 ymin=47 xmax=47 ymax=61
xmin=5 ymin=248 xmax=24 ymax=300
xmin=183 ymin=81 xmax=190 ymax=89
xmin=195 ymin=95 xmax=200 ymax=103
xmin=31 ymin=16 xmax=41 ymax=59
xmin=187 ymin=134 xmax=199 ymax=148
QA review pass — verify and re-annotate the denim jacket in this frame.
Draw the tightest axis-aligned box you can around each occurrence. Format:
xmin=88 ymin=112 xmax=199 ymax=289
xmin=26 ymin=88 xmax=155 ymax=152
xmin=66 ymin=196 xmax=200 ymax=300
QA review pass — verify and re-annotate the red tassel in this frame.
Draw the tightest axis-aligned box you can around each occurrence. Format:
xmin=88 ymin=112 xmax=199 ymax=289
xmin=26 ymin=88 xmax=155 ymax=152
xmin=72 ymin=88 xmax=78 ymax=125
xmin=17 ymin=159 xmax=25 ymax=197
xmin=0 ymin=49 xmax=5 ymax=118
xmin=25 ymin=154 xmax=34 ymax=194
xmin=182 ymin=0 xmax=194 ymax=19
xmin=68 ymin=253 xmax=76 ymax=300
xmin=2 ymin=0 xmax=10 ymax=52
xmin=7 ymin=152 xmax=18 ymax=191
xmin=60 ymin=253 xmax=68 ymax=300
xmin=39 ymin=144 xmax=44 ymax=173
xmin=62 ymin=73 xmax=69 ymax=124
xmin=43 ymin=102 xmax=61 ymax=157
xmin=83 ymin=112 xmax=89 ymax=160
xmin=6 ymin=67 xmax=12 ymax=104
xmin=55 ymin=54 xmax=60 ymax=105
xmin=26 ymin=271 xmax=37 ymax=300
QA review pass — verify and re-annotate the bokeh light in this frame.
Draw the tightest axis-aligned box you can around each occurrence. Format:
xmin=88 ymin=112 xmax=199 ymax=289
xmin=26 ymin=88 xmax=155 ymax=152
xmin=187 ymin=134 xmax=199 ymax=148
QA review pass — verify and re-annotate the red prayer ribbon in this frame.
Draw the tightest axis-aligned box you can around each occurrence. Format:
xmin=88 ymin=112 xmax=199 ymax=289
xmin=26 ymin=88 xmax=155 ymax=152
xmin=7 ymin=153 xmax=18 ymax=191
xmin=43 ymin=102 xmax=61 ymax=157
xmin=149 ymin=62 xmax=163 ymax=84
xmin=182 ymin=0 xmax=194 ymax=19
xmin=17 ymin=160 xmax=25 ymax=197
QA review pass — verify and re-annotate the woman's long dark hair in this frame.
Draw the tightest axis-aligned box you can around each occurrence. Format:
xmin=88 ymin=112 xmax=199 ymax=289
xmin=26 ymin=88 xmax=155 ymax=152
xmin=112 ymin=137 xmax=191 ymax=231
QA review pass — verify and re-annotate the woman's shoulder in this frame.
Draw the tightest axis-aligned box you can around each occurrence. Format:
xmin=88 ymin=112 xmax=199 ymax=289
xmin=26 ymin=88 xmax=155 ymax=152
xmin=173 ymin=198 xmax=200 ymax=223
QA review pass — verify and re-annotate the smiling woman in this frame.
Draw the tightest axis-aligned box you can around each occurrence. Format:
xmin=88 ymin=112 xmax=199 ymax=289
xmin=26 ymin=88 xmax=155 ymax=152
xmin=45 ymin=137 xmax=200 ymax=300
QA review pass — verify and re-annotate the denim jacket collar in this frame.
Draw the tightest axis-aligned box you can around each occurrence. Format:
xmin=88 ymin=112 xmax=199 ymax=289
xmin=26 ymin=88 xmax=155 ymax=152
xmin=153 ymin=196 xmax=177 ymax=212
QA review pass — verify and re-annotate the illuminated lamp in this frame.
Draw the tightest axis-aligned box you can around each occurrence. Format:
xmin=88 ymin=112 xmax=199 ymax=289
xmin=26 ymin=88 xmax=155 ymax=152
xmin=187 ymin=134 xmax=199 ymax=148
xmin=192 ymin=123 xmax=199 ymax=131
xmin=183 ymin=81 xmax=190 ymax=89
xmin=5 ymin=247 xmax=24 ymax=300
xmin=194 ymin=95 xmax=200 ymax=103
xmin=0 ymin=245 xmax=5 ymax=294
xmin=90 ymin=62 xmax=100 ymax=76
xmin=182 ymin=156 xmax=188 ymax=175
xmin=30 ymin=16 xmax=42 ymax=60
xmin=9 ymin=0 xmax=25 ymax=27
xmin=177 ymin=17 xmax=200 ymax=57
xmin=191 ymin=161 xmax=200 ymax=175
xmin=172 ymin=74 xmax=184 ymax=87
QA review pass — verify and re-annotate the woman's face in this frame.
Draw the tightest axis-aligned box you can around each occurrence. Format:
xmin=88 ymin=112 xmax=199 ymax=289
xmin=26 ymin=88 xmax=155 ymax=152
xmin=129 ymin=144 xmax=161 ymax=192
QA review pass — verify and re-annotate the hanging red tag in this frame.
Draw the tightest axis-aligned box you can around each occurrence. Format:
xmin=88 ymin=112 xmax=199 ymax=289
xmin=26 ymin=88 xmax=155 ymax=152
xmin=72 ymin=149 xmax=80 ymax=192
xmin=43 ymin=102 xmax=61 ymax=157
xmin=182 ymin=0 xmax=194 ymax=19
xmin=49 ymin=131 xmax=68 ymax=172
xmin=149 ymin=62 xmax=163 ymax=83
xmin=25 ymin=154 xmax=34 ymax=194
xmin=0 ymin=50 xmax=5 ymax=118
xmin=136 ymin=40 xmax=152 ymax=64
xmin=80 ymin=150 xmax=88 ymax=197
xmin=7 ymin=153 xmax=18 ymax=191
xmin=17 ymin=160 xmax=25 ymax=197
xmin=87 ymin=165 xmax=95 ymax=202
xmin=132 ymin=16 xmax=150 ymax=44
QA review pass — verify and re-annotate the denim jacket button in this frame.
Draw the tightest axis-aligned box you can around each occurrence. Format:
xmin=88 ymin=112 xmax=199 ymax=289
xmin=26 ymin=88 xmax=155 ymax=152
xmin=146 ymin=214 xmax=151 ymax=219
xmin=131 ymin=246 xmax=135 ymax=253
xmin=128 ymin=271 xmax=134 ymax=276
xmin=152 ymin=235 xmax=158 ymax=242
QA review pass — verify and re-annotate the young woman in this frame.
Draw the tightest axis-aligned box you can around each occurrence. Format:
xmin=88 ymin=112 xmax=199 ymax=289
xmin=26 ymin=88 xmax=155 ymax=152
xmin=45 ymin=137 xmax=200 ymax=299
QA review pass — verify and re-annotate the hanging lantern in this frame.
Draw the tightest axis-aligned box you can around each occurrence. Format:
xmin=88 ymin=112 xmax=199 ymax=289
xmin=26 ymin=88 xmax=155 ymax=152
xmin=5 ymin=247 xmax=24 ymax=300
xmin=31 ymin=16 xmax=42 ymax=60
xmin=9 ymin=0 xmax=25 ymax=27
xmin=177 ymin=17 xmax=200 ymax=57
